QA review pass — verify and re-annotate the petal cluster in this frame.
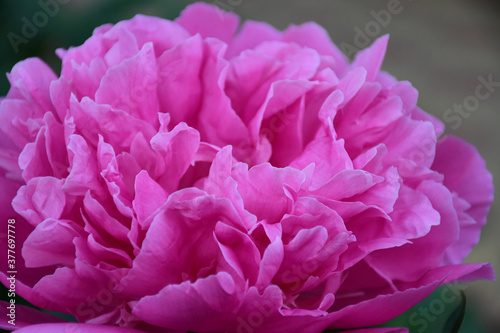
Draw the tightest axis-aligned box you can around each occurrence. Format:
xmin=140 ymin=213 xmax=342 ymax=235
xmin=0 ymin=3 xmax=494 ymax=332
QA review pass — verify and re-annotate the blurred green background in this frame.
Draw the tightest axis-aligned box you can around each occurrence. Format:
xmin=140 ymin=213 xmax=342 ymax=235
xmin=1 ymin=1 xmax=499 ymax=332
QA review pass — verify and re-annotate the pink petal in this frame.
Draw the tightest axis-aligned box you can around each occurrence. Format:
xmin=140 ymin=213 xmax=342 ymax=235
xmin=384 ymin=185 xmax=440 ymax=239
xmin=365 ymin=181 xmax=459 ymax=282
xmin=18 ymin=127 xmax=51 ymax=181
xmin=22 ymin=218 xmax=82 ymax=268
xmin=433 ymin=136 xmax=494 ymax=264
xmin=156 ymin=35 xmax=204 ymax=126
xmin=12 ymin=177 xmax=66 ymax=227
xmin=132 ymin=273 xmax=239 ymax=331
xmin=68 ymin=96 xmax=156 ymax=153
xmin=204 ymin=146 xmax=257 ymax=229
xmin=83 ymin=191 xmax=130 ymax=244
xmin=132 ymin=170 xmax=168 ymax=228
xmin=339 ymin=81 xmax=381 ymax=125
xmin=265 ymin=96 xmax=306 ymax=167
xmin=15 ymin=323 xmax=145 ymax=333
xmin=382 ymin=118 xmax=437 ymax=172
xmin=231 ymin=162 xmax=305 ymax=223
xmin=256 ymin=236 xmax=284 ymax=290
xmin=350 ymin=35 xmax=389 ymax=81
xmin=150 ymin=122 xmax=200 ymax=193
xmin=32 ymin=264 xmax=125 ymax=321
xmin=95 ymin=43 xmax=159 ymax=126
xmin=341 ymin=328 xmax=408 ymax=333
xmin=49 ymin=77 xmax=72 ymax=121
xmin=0 ymin=301 xmax=68 ymax=331
xmin=119 ymin=190 xmax=243 ymax=299
xmin=282 ymin=22 xmax=348 ymax=75
xmin=102 ymin=26 xmax=139 ymax=68
xmin=0 ymin=99 xmax=43 ymax=148
xmin=175 ymin=2 xmax=240 ymax=45
xmin=328 ymin=263 xmax=493 ymax=329
xmin=291 ymin=136 xmax=353 ymax=190
xmin=6 ymin=58 xmax=56 ymax=118
xmin=228 ymin=42 xmax=320 ymax=128
xmin=121 ymin=14 xmax=190 ymax=57
xmin=227 ymin=20 xmax=281 ymax=58
xmin=311 ymin=169 xmax=380 ymax=201
xmin=63 ymin=134 xmax=102 ymax=196
xmin=351 ymin=167 xmax=400 ymax=214
xmin=196 ymin=38 xmax=251 ymax=151
xmin=411 ymin=106 xmax=445 ymax=137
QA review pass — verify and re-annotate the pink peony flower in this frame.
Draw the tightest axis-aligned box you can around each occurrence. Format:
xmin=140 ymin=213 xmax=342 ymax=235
xmin=0 ymin=3 xmax=494 ymax=332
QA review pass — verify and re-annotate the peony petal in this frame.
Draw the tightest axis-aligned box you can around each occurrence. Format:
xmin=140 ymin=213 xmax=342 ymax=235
xmin=0 ymin=99 xmax=43 ymax=148
xmin=119 ymin=190 xmax=243 ymax=298
xmin=22 ymin=218 xmax=83 ymax=268
xmin=433 ymin=136 xmax=494 ymax=264
xmin=0 ymin=301 xmax=68 ymax=331
xmin=227 ymin=20 xmax=281 ymax=58
xmin=132 ymin=170 xmax=168 ymax=228
xmin=282 ymin=22 xmax=348 ymax=75
xmin=18 ymin=127 xmax=51 ymax=181
xmin=95 ymin=43 xmax=159 ymax=126
xmin=150 ymin=122 xmax=200 ymax=193
xmin=365 ymin=181 xmax=459 ymax=282
xmin=328 ymin=263 xmax=493 ymax=329
xmin=291 ymin=136 xmax=353 ymax=190
xmin=73 ymin=57 xmax=109 ymax=100
xmin=265 ymin=96 xmax=306 ymax=167
xmin=121 ymin=14 xmax=191 ymax=57
xmin=6 ymin=58 xmax=57 ymax=117
xmin=232 ymin=162 xmax=305 ymax=223
xmin=132 ymin=272 xmax=239 ymax=331
xmin=102 ymin=26 xmax=139 ymax=68
xmin=12 ymin=177 xmax=66 ymax=227
xmin=341 ymin=328 xmax=408 ymax=333
xmin=382 ymin=118 xmax=437 ymax=173
xmin=311 ymin=169 xmax=380 ymax=201
xmin=228 ymin=42 xmax=320 ymax=129
xmin=196 ymin=38 xmax=251 ymax=151
xmin=256 ymin=236 xmax=284 ymax=291
xmin=156 ymin=34 xmax=204 ymax=126
xmin=15 ymin=323 xmax=145 ymax=333
xmin=176 ymin=2 xmax=240 ymax=45
xmin=350 ymin=35 xmax=389 ymax=82
xmin=83 ymin=191 xmax=130 ymax=244
xmin=63 ymin=134 xmax=102 ymax=196
xmin=214 ymin=222 xmax=261 ymax=284
xmin=69 ymin=96 xmax=156 ymax=152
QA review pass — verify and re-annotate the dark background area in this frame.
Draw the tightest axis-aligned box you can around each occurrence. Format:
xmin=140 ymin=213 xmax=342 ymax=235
xmin=1 ymin=1 xmax=499 ymax=332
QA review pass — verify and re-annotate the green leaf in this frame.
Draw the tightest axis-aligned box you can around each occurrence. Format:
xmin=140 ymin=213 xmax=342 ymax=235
xmin=442 ymin=290 xmax=466 ymax=333
xmin=377 ymin=283 xmax=467 ymax=333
